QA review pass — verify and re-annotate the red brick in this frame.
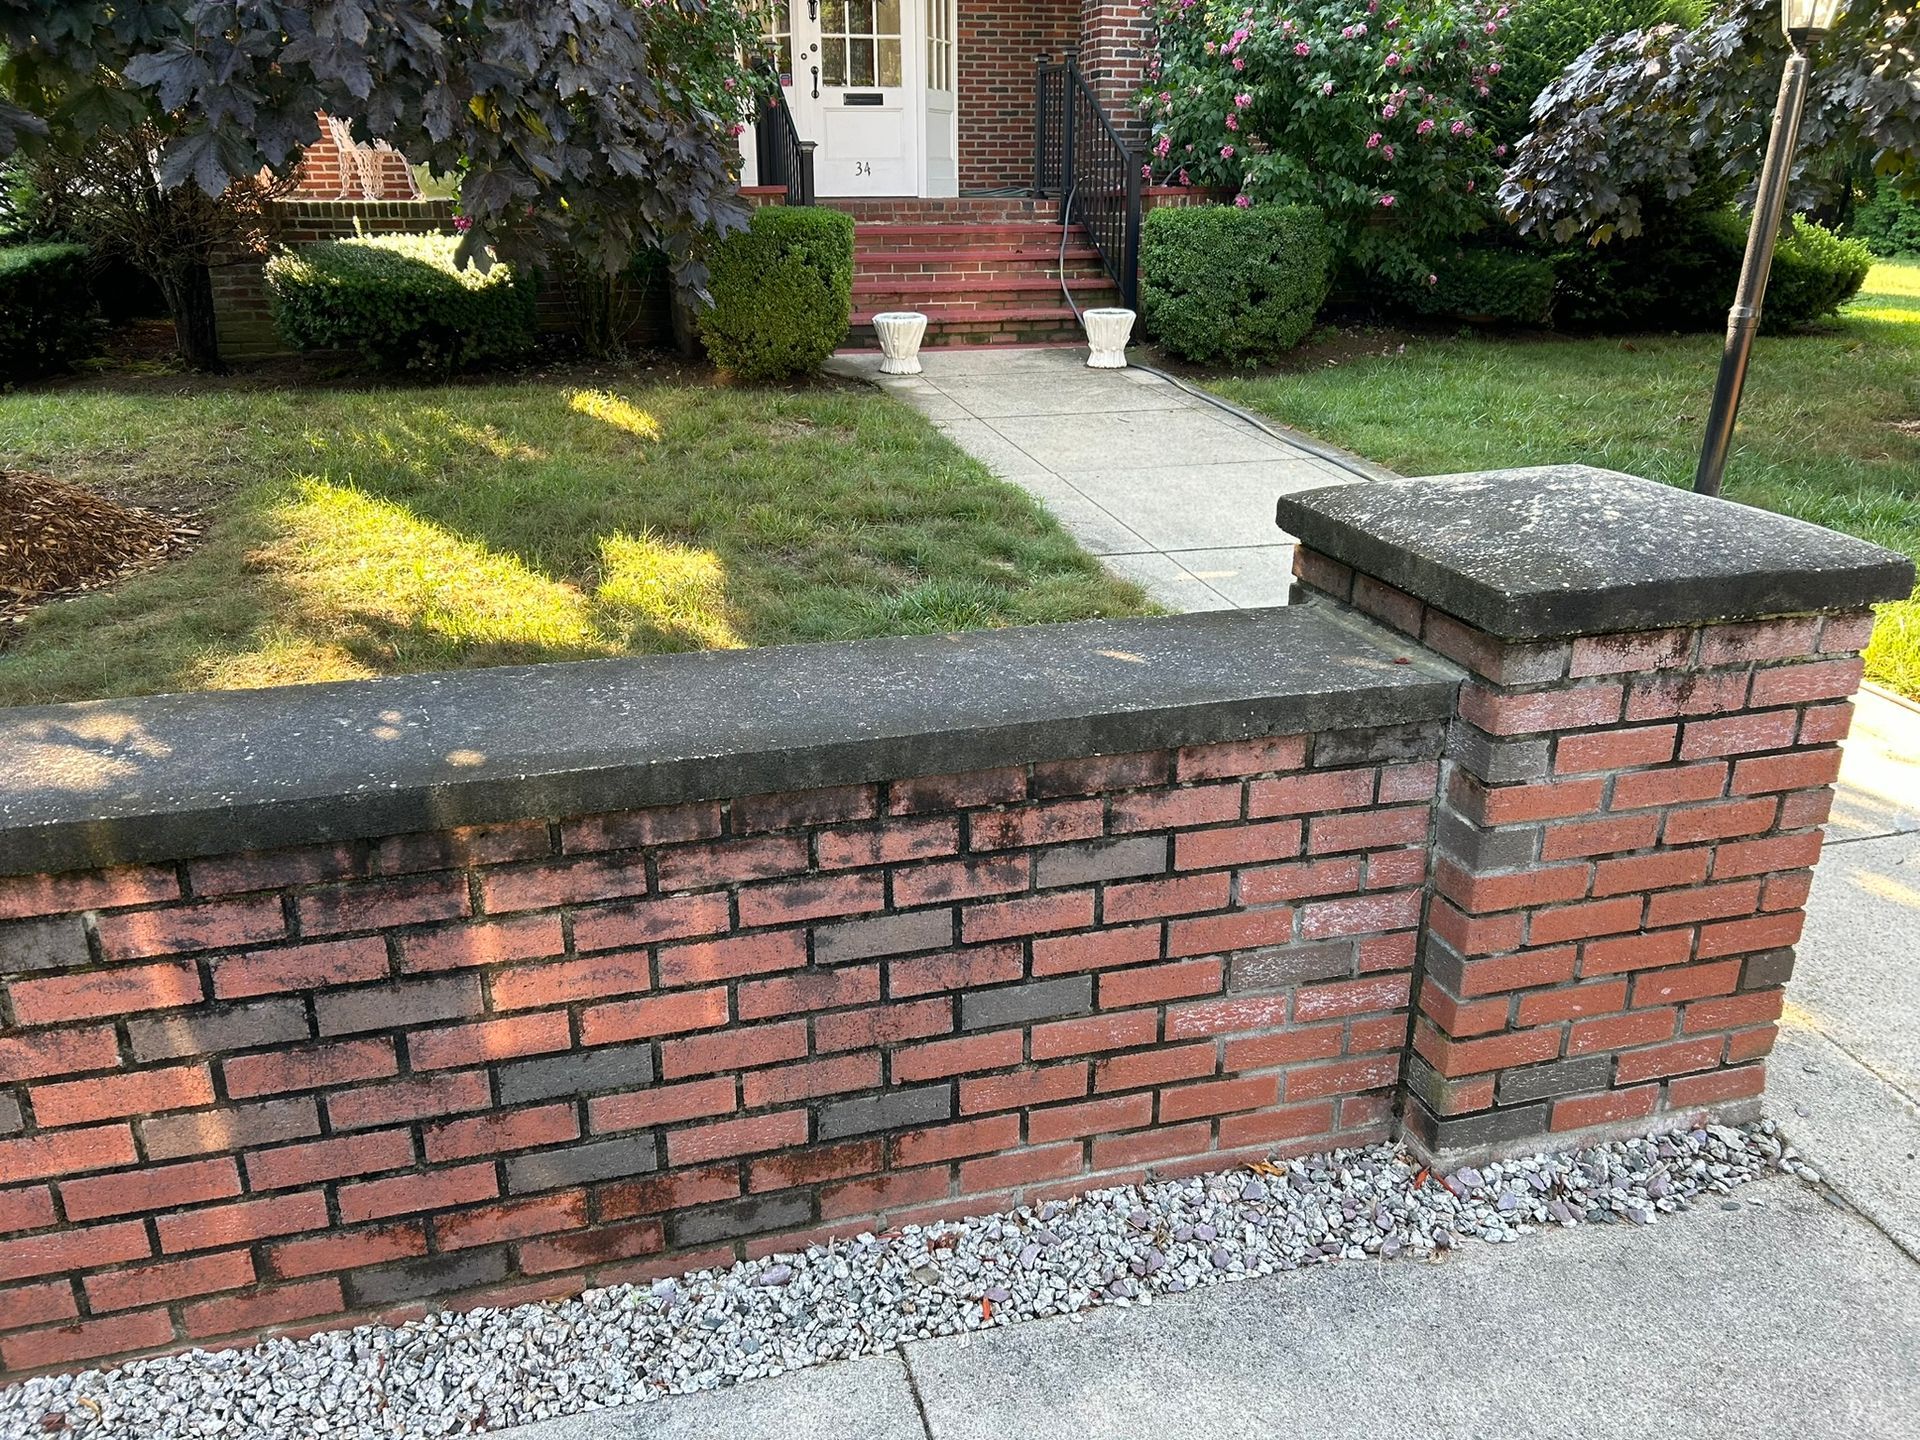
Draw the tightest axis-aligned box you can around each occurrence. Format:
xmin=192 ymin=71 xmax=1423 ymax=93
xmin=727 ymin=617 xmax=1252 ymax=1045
xmin=661 ymin=1019 xmax=808 ymax=1079
xmin=1698 ymin=616 xmax=1821 ymax=666
xmin=338 ymin=1162 xmax=498 ymax=1224
xmin=0 ymin=865 xmax=175 ymax=922
xmin=1591 ymin=848 xmax=1709 ymax=896
xmin=1223 ymin=1023 xmax=1346 ymax=1071
xmin=1296 ymin=973 xmax=1410 ymax=1021
xmin=297 ymin=873 xmax=468 ymax=936
xmin=1031 ymin=750 xmax=1169 ymax=797
xmin=1 ymin=1309 xmax=175 ymax=1372
xmin=1111 ymin=784 xmax=1243 ymax=833
xmin=739 ymin=963 xmax=881 ymax=1017
xmin=573 ymin=892 xmax=732 ymax=953
xmin=11 ymin=960 xmax=203 ymax=1024
xmin=1458 ymin=682 xmax=1623 ymax=735
xmin=1517 ymin=980 xmax=1628 ymax=1027
xmin=1103 ymin=872 xmax=1229 ymax=923
xmin=1300 ymin=889 xmax=1423 ymax=938
xmin=85 ymin=1249 xmax=254 ymax=1313
xmin=139 ymin=1097 xmax=319 ymax=1162
xmin=32 ymin=1063 xmax=214 ymax=1128
xmin=1569 ymin=630 xmax=1691 ymax=677
xmin=1031 ymin=923 xmax=1162 ymax=975
xmin=817 ymin=817 xmax=959 ymax=869
xmin=1624 ymin=670 xmax=1750 ymax=721
xmin=224 ymin=1036 xmax=397 ymax=1098
xmin=1292 ymin=546 xmax=1354 ymax=600
xmin=957 ymin=1142 xmax=1083 ymax=1193
xmin=1419 ymin=981 xmax=1510 ymax=1037
xmin=1663 ymin=797 xmax=1778 ymax=845
xmin=213 ymin=938 xmax=389 ymax=999
xmin=1029 ymin=1092 xmax=1152 ymax=1143
xmin=428 ymin=1103 xmax=582 ymax=1161
xmin=1461 ymin=774 xmax=1605 ymax=826
xmin=743 ymin=1052 xmax=880 ymax=1106
xmin=1098 ymin=958 xmax=1221 ymax=1010
xmin=1455 ymin=946 xmax=1578 ymax=996
xmin=1668 ymin=1064 xmax=1766 ymax=1108
xmin=600 ymin=1167 xmax=744 ymax=1225
xmin=1761 ymin=871 xmax=1814 ymax=912
xmin=666 ymin=1110 xmax=809 ymax=1166
xmin=1090 ymin=1120 xmax=1213 ymax=1172
xmin=62 ymin=1156 xmax=241 ymax=1222
xmin=0 ymin=1185 xmax=57 ymax=1235
xmin=490 ymin=951 xmax=652 ymax=1012
xmin=0 ymin=1277 xmax=78 ymax=1331
xmin=1246 ymin=768 xmax=1374 ymax=817
xmin=580 ymin=987 xmax=729 ymax=1046
xmin=747 ymin=1141 xmax=883 ymax=1194
xmin=91 ymin=895 xmax=284 ymax=960
xmin=1529 ymin=895 xmax=1645 ymax=946
xmin=1778 ymin=789 xmax=1834 ymax=829
xmin=156 ymin=1193 xmax=331 ymax=1254
xmin=1818 ymin=612 xmax=1877 ymax=654
xmin=1435 ymin=858 xmax=1588 ymax=914
xmin=0 ymin=1125 xmax=138 ymax=1186
xmin=1379 ymin=762 xmax=1440 ymax=805
xmin=1541 ymin=812 xmax=1661 ymax=860
xmin=0 ymin=1220 xmax=151 ymax=1285
xmin=660 ymin=930 xmax=807 ymax=988
xmin=1726 ymin=1025 xmax=1779 ymax=1062
xmin=967 ymin=799 xmax=1103 ymax=850
xmin=1729 ymin=748 xmax=1843 ymax=795
xmin=1412 ymin=1022 xmax=1560 ymax=1078
xmin=888 ymin=767 xmax=1026 ymax=814
xmin=1284 ymin=1052 xmax=1400 ymax=1098
xmin=184 ymin=1277 xmax=344 ymax=1339
xmin=1555 ymin=725 xmax=1679 ymax=774
xmin=1360 ymin=931 xmax=1418 ymax=973
xmin=268 ymin=1222 xmax=427 ymax=1279
xmin=1031 ymin=1010 xmax=1157 ymax=1058
xmin=1696 ymin=911 xmax=1804 ymax=958
xmin=384 ymin=818 xmax=555 ymax=870
xmin=1632 ymin=959 xmax=1743 ymax=1009
xmin=1307 ymin=805 xmax=1429 ymax=855
xmin=1093 ymin=1042 xmax=1216 ymax=1091
xmin=0 ymin=1027 xmax=120 ymax=1085
xmin=1551 ymin=1085 xmax=1657 ymax=1131
xmin=820 ymin=1166 xmax=951 ymax=1219
xmin=1176 ymin=734 xmax=1308 ymax=780
xmin=1166 ymin=906 xmax=1295 ymax=957
xmin=1569 ymin=1008 xmax=1676 ymax=1054
xmin=892 ymin=1030 xmax=1024 ymax=1084
xmin=656 ymin=835 xmax=810 ymax=890
xmin=1616 ymin=1034 xmax=1725 ymax=1083
xmin=1799 ymin=701 xmax=1854 ymax=744
xmin=962 ymin=889 xmax=1094 ymax=941
xmin=591 ymin=1078 xmax=740 ymax=1139
xmin=1353 ymin=573 xmax=1424 ymax=632
xmin=1219 ymin=1100 xmax=1338 ymax=1149
xmin=961 ymin=1062 xmax=1089 ymax=1114
xmin=245 ymin=1129 xmax=415 ymax=1191
xmin=1644 ymin=881 xmax=1760 ymax=930
xmin=1580 ymin=927 xmax=1694 ymax=976
xmin=1426 ymin=899 xmax=1524 ymax=956
xmin=1159 ymin=1074 xmax=1278 ymax=1121
xmin=889 ymin=945 xmax=1024 ymax=995
xmin=1609 ymin=762 xmax=1728 ymax=810
xmin=399 ymin=915 xmax=565 ymax=973
xmin=733 ymin=783 xmax=878 ymax=833
xmin=1678 ymin=710 xmax=1800 ymax=760
xmin=892 ymin=1113 xmax=1021 ymax=1166
xmin=518 ymin=1219 xmax=665 ymax=1275
xmin=1748 ymin=657 xmax=1864 ymax=707
xmin=813 ymin=997 xmax=952 ymax=1052
xmin=479 ymin=855 xmax=648 ymax=914
xmin=889 ymin=854 xmax=1028 ymax=908
xmin=1175 ymin=818 xmax=1302 ymax=870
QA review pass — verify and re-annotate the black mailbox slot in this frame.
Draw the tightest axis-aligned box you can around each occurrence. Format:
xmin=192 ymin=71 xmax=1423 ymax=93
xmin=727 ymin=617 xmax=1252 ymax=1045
xmin=843 ymin=93 xmax=883 ymax=106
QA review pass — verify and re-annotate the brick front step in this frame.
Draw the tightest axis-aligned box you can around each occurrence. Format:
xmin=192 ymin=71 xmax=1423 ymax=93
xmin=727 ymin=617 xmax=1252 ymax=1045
xmin=852 ymin=222 xmax=1081 ymax=253
xmin=855 ymin=247 xmax=1107 ymax=279
xmin=822 ymin=196 xmax=1058 ymax=224
xmin=854 ymin=274 xmax=1115 ymax=305
xmin=850 ymin=303 xmax=1099 ymax=347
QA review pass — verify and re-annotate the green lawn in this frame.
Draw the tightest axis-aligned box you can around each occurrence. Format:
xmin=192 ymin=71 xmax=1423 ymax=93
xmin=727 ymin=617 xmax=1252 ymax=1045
xmin=0 ymin=366 xmax=1149 ymax=706
xmin=1209 ymin=260 xmax=1920 ymax=699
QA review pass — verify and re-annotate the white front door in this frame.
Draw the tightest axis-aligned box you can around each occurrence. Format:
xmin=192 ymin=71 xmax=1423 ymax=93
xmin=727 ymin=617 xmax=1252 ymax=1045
xmin=772 ymin=1 xmax=917 ymax=196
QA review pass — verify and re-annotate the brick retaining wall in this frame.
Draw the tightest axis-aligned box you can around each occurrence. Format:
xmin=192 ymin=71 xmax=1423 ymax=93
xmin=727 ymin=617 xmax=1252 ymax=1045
xmin=0 ymin=467 xmax=1908 ymax=1377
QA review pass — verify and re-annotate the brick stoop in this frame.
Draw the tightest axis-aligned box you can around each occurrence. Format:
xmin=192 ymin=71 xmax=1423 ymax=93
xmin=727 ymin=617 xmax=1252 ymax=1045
xmin=824 ymin=198 xmax=1116 ymax=348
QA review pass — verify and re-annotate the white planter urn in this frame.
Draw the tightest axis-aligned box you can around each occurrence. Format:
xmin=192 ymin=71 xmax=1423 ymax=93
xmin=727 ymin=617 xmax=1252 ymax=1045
xmin=1083 ymin=307 xmax=1137 ymax=369
xmin=872 ymin=311 xmax=929 ymax=375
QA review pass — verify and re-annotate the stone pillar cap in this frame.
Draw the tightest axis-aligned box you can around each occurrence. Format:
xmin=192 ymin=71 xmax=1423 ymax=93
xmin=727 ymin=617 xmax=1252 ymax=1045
xmin=1276 ymin=465 xmax=1914 ymax=642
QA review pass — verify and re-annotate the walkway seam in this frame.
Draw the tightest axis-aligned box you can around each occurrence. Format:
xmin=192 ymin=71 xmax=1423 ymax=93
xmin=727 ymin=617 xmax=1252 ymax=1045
xmin=899 ymin=1346 xmax=937 ymax=1440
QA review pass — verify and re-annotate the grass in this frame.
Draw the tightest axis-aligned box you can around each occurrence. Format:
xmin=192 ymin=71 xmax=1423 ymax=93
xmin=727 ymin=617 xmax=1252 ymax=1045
xmin=0 ymin=363 xmax=1150 ymax=706
xmin=1208 ymin=260 xmax=1920 ymax=699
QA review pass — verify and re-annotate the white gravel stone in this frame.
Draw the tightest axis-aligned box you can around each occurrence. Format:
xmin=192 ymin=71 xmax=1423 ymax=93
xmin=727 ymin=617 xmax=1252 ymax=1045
xmin=0 ymin=1122 xmax=1806 ymax=1439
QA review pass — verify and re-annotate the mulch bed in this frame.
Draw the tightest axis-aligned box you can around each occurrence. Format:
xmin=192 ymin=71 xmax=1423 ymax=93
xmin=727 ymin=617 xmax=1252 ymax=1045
xmin=0 ymin=468 xmax=200 ymax=627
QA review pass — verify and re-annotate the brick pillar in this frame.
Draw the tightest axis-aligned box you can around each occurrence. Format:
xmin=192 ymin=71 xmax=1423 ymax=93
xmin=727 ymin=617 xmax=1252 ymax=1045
xmin=1277 ymin=466 xmax=1913 ymax=1166
xmin=1078 ymin=0 xmax=1151 ymax=145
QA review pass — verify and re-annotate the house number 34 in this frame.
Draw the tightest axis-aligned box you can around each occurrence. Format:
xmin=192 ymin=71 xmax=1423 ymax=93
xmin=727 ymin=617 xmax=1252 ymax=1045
xmin=854 ymin=161 xmax=873 ymax=177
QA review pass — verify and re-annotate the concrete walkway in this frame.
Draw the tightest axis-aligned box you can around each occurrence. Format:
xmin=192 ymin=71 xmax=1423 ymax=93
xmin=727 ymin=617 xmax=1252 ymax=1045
xmin=497 ymin=350 xmax=1920 ymax=1440
xmin=826 ymin=347 xmax=1384 ymax=610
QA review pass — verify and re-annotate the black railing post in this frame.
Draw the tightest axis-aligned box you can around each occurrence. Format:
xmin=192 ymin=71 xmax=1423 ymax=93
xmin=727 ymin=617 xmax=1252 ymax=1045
xmin=1032 ymin=58 xmax=1048 ymax=197
xmin=1059 ymin=61 xmax=1078 ymax=225
xmin=1123 ymin=147 xmax=1142 ymax=310
xmin=797 ymin=142 xmax=817 ymax=208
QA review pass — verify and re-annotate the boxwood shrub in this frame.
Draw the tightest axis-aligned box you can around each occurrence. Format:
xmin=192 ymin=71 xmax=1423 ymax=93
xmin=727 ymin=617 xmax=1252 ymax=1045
xmin=266 ymin=233 xmax=537 ymax=372
xmin=697 ymin=206 xmax=854 ymax=380
xmin=1401 ymin=246 xmax=1557 ymax=326
xmin=1854 ymin=181 xmax=1920 ymax=258
xmin=0 ymin=242 xmax=101 ymax=379
xmin=1140 ymin=203 xmax=1334 ymax=365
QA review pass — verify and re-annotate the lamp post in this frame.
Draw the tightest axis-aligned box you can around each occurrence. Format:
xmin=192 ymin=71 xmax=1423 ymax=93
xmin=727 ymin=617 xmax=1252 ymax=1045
xmin=1694 ymin=0 xmax=1850 ymax=496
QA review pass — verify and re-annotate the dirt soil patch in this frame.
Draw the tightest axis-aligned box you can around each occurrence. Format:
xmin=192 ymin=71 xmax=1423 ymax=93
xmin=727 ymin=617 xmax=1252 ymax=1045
xmin=1 ymin=469 xmax=197 ymax=625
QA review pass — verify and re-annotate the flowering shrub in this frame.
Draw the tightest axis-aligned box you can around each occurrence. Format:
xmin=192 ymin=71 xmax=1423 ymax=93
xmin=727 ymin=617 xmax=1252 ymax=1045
xmin=1145 ymin=0 xmax=1507 ymax=282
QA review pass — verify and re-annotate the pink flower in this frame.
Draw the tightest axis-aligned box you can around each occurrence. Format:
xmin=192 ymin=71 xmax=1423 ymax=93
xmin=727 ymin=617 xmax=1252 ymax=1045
xmin=1417 ymin=119 xmax=1435 ymax=137
xmin=1488 ymin=61 xmax=1502 ymax=75
xmin=1427 ymin=273 xmax=1438 ymax=286
xmin=1385 ymin=53 xmax=1400 ymax=68
xmin=1321 ymin=80 xmax=1335 ymax=95
xmin=1233 ymin=56 xmax=1246 ymax=70
xmin=1177 ymin=168 xmax=1191 ymax=185
xmin=1494 ymin=143 xmax=1508 ymax=157
xmin=1465 ymin=179 xmax=1476 ymax=192
xmin=1382 ymin=104 xmax=1398 ymax=118
xmin=1366 ymin=132 xmax=1382 ymax=149
xmin=1450 ymin=120 xmax=1468 ymax=136
xmin=1234 ymin=92 xmax=1252 ymax=109
xmin=1235 ymin=193 xmax=1252 ymax=208
xmin=1225 ymin=113 xmax=1239 ymax=130
xmin=1142 ymin=163 xmax=1153 ymax=179
xmin=1378 ymin=194 xmax=1396 ymax=207
xmin=452 ymin=214 xmax=472 ymax=233
xmin=1155 ymin=134 xmax=1171 ymax=158
xmin=1485 ymin=20 xmax=1498 ymax=33
xmin=1382 ymin=144 xmax=1395 ymax=160
xmin=1221 ymin=144 xmax=1235 ymax=159
xmin=1294 ymin=42 xmax=1310 ymax=56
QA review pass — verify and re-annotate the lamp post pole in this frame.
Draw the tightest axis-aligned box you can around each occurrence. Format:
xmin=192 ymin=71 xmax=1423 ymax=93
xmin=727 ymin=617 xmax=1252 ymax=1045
xmin=1693 ymin=44 xmax=1812 ymax=497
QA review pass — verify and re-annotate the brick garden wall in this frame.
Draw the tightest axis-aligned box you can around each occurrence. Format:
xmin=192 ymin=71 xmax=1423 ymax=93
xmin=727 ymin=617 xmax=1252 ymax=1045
xmin=0 ymin=728 xmax=1437 ymax=1376
xmin=958 ymin=0 xmax=1079 ymax=191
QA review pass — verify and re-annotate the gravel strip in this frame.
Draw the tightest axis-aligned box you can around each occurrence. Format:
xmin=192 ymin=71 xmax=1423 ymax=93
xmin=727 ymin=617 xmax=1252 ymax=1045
xmin=2 ymin=1122 xmax=1815 ymax=1438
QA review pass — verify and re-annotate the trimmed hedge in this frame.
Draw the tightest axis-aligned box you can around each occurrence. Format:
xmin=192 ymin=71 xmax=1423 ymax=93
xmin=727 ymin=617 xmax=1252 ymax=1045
xmin=1140 ymin=203 xmax=1334 ymax=364
xmin=0 ymin=242 xmax=100 ymax=380
xmin=266 ymin=233 xmax=538 ymax=372
xmin=1554 ymin=207 xmax=1871 ymax=334
xmin=1854 ymin=181 xmax=1920 ymax=258
xmin=1401 ymin=246 xmax=1557 ymax=326
xmin=1485 ymin=0 xmax=1698 ymax=139
xmin=698 ymin=206 xmax=853 ymax=380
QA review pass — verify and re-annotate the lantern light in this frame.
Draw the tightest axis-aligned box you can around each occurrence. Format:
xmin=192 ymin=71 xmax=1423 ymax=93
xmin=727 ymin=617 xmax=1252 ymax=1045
xmin=1781 ymin=0 xmax=1846 ymax=42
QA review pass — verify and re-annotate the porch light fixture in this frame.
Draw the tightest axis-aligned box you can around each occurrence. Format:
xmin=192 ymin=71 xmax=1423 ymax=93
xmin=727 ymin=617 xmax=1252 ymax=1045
xmin=1693 ymin=0 xmax=1849 ymax=496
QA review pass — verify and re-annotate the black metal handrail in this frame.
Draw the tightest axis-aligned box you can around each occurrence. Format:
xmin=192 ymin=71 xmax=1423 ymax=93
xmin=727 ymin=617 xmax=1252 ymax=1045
xmin=755 ymin=60 xmax=816 ymax=207
xmin=1032 ymin=56 xmax=1140 ymax=308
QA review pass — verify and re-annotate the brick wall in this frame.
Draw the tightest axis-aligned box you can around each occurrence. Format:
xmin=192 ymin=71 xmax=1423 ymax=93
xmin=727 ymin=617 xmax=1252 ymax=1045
xmin=287 ymin=117 xmax=421 ymax=202
xmin=958 ymin=0 xmax=1079 ymax=191
xmin=0 ymin=729 xmax=1435 ymax=1376
xmin=1079 ymin=0 xmax=1152 ymax=145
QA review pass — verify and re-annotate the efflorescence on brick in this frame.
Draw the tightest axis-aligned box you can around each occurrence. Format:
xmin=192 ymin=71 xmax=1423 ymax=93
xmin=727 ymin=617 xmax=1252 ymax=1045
xmin=0 ymin=731 xmax=1434 ymax=1375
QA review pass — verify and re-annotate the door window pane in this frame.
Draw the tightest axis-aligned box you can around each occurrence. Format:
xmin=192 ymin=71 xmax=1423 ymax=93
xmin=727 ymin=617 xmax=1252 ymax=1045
xmin=821 ymin=38 xmax=847 ymax=87
xmin=878 ymin=40 xmax=902 ymax=87
xmin=849 ymin=37 xmax=874 ymax=86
